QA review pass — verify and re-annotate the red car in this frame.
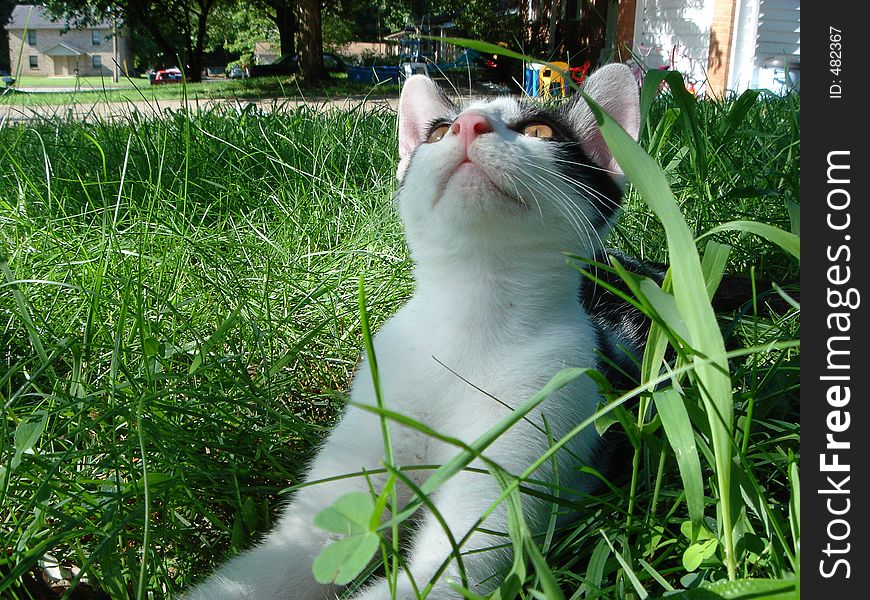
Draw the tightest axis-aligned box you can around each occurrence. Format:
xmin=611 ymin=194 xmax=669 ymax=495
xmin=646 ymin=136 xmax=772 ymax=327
xmin=150 ymin=67 xmax=183 ymax=85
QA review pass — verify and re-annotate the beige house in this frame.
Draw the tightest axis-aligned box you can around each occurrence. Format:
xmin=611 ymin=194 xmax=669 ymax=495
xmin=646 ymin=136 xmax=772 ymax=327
xmin=5 ymin=4 xmax=130 ymax=78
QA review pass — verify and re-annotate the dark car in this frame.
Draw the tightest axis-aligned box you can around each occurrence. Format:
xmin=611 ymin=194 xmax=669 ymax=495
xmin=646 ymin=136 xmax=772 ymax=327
xmin=247 ymin=52 xmax=347 ymax=77
xmin=442 ymin=49 xmax=520 ymax=85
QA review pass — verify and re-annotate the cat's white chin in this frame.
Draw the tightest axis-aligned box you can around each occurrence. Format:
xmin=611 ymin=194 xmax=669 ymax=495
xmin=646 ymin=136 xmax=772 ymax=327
xmin=444 ymin=161 xmax=494 ymax=191
xmin=440 ymin=162 xmax=522 ymax=210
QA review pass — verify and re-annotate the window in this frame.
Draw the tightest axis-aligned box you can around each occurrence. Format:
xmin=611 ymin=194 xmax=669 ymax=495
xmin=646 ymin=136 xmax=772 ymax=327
xmin=92 ymin=30 xmax=101 ymax=45
xmin=29 ymin=55 xmax=38 ymax=69
xmin=92 ymin=55 xmax=102 ymax=69
xmin=27 ymin=30 xmax=36 ymax=46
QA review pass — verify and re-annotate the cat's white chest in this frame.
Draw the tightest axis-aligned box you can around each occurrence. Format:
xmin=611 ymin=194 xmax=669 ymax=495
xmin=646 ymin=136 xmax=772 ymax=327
xmin=348 ymin=290 xmax=603 ymax=475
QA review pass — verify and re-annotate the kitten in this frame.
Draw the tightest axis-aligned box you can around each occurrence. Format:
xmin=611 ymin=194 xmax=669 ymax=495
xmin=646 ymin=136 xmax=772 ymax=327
xmin=187 ymin=63 xmax=641 ymax=600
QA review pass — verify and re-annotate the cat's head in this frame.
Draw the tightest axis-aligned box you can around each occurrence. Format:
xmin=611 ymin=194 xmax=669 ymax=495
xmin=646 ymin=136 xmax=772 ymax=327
xmin=395 ymin=63 xmax=640 ymax=268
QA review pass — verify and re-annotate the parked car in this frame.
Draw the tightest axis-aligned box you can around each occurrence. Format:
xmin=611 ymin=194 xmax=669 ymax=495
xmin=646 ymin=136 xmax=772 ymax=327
xmin=246 ymin=52 xmax=347 ymax=77
xmin=226 ymin=65 xmax=247 ymax=79
xmin=442 ymin=49 xmax=520 ymax=84
xmin=150 ymin=67 xmax=183 ymax=85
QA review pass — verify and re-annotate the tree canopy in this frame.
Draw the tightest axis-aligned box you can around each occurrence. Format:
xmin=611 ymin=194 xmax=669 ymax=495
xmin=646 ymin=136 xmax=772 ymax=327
xmin=26 ymin=1 xmax=613 ymax=82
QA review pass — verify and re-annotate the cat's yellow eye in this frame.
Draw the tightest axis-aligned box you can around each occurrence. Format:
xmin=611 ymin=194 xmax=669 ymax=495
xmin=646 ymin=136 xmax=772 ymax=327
xmin=426 ymin=124 xmax=450 ymax=143
xmin=522 ymin=123 xmax=554 ymax=139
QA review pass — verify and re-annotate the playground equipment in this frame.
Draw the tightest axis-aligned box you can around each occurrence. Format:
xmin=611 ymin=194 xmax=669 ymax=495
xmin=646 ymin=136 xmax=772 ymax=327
xmin=523 ymin=60 xmax=591 ymax=98
xmin=539 ymin=61 xmax=569 ymax=98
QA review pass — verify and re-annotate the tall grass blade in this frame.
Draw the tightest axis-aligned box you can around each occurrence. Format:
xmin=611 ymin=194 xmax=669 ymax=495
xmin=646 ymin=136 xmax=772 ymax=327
xmin=699 ymin=221 xmax=800 ymax=261
xmin=584 ymin=94 xmax=737 ymax=579
xmin=600 ymin=532 xmax=648 ymax=599
xmin=653 ymin=389 xmax=705 ymax=538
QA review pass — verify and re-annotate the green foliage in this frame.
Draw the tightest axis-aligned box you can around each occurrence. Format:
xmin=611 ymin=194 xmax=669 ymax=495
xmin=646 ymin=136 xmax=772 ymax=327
xmin=0 ymin=101 xmax=406 ymax=597
xmin=42 ymin=0 xmax=217 ymax=77
xmin=434 ymin=0 xmax=523 ymax=44
xmin=654 ymin=390 xmax=704 ymax=539
xmin=1 ymin=68 xmax=799 ymax=599
xmin=312 ymin=492 xmax=381 ymax=585
xmin=322 ymin=11 xmax=359 ymax=51
xmin=587 ymin=86 xmax=740 ymax=580
xmin=0 ymin=73 xmax=399 ymax=106
xmin=209 ymin=1 xmax=280 ymax=56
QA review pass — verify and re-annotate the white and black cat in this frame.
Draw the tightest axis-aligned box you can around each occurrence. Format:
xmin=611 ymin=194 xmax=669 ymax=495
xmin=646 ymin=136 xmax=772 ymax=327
xmin=187 ymin=63 xmax=643 ymax=600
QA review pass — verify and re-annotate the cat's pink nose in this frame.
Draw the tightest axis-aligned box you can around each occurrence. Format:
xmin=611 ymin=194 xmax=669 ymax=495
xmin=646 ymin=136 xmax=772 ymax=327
xmin=451 ymin=112 xmax=493 ymax=144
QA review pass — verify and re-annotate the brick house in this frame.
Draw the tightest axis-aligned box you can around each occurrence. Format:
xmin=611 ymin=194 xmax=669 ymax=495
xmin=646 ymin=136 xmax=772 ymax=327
xmin=5 ymin=4 xmax=131 ymax=78
xmin=614 ymin=0 xmax=800 ymax=96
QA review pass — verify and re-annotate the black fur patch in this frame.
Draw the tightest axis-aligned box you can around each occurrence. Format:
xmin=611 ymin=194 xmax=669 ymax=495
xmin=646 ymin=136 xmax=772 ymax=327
xmin=511 ymin=103 xmax=623 ymax=230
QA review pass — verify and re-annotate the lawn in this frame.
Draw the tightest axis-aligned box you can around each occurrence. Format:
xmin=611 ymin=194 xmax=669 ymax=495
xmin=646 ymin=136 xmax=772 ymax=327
xmin=8 ymin=75 xmax=150 ymax=89
xmin=0 ymin=78 xmax=799 ymax=599
xmin=1 ymin=73 xmax=400 ymax=106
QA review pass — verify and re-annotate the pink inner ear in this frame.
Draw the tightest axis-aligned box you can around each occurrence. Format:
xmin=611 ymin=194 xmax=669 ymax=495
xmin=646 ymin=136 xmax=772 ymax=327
xmin=399 ymin=112 xmax=423 ymax=164
xmin=572 ymin=64 xmax=640 ymax=175
xmin=396 ymin=75 xmax=453 ymax=180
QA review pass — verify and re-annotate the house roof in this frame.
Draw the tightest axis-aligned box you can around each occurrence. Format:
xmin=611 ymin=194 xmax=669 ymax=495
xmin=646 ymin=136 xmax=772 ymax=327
xmin=6 ymin=4 xmax=114 ymax=30
xmin=44 ymin=42 xmax=86 ymax=57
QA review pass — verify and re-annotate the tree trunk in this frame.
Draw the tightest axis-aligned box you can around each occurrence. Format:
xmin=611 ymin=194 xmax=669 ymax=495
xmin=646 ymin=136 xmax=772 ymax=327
xmin=548 ymin=0 xmax=561 ymax=53
xmin=0 ymin=0 xmax=13 ymax=73
xmin=187 ymin=1 xmax=211 ymax=82
xmin=295 ymin=0 xmax=325 ymax=82
xmin=275 ymin=1 xmax=296 ymax=58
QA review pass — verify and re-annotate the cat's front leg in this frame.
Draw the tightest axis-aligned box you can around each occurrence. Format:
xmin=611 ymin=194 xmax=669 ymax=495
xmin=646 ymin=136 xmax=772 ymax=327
xmin=184 ymin=481 xmax=352 ymax=600
xmin=350 ymin=469 xmax=519 ymax=600
xmin=185 ymin=405 xmax=392 ymax=600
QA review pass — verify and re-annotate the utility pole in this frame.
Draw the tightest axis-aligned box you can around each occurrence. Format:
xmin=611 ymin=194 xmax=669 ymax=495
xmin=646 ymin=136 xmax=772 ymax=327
xmin=112 ymin=16 xmax=119 ymax=82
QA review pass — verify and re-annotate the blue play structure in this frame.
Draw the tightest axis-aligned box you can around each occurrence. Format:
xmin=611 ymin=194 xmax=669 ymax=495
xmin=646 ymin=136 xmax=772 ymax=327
xmin=347 ymin=65 xmax=403 ymax=84
xmin=524 ymin=64 xmax=542 ymax=96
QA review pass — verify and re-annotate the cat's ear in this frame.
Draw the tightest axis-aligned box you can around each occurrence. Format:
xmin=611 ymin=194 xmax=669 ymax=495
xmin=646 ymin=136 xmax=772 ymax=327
xmin=565 ymin=63 xmax=640 ymax=176
xmin=397 ymin=75 xmax=454 ymax=180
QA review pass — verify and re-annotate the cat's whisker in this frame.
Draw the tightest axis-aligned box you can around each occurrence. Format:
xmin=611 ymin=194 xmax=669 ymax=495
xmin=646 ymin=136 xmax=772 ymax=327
xmin=551 ymin=153 xmax=622 ymax=176
xmin=511 ymin=160 xmax=610 ymax=252
xmin=509 ymin=163 xmax=592 ymax=246
xmin=521 ymin=160 xmax=621 ymax=234
xmin=503 ymin=170 xmax=545 ymax=221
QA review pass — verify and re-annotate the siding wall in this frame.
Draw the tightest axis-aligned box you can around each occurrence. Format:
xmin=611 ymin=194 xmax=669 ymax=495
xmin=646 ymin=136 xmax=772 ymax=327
xmin=631 ymin=0 xmax=799 ymax=95
xmin=632 ymin=0 xmax=715 ymax=91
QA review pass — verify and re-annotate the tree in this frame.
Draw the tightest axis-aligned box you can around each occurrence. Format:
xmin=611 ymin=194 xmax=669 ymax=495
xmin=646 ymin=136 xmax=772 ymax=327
xmin=295 ymin=0 xmax=324 ymax=82
xmin=0 ymin=0 xmax=15 ymax=73
xmin=262 ymin=0 xmax=297 ymax=57
xmin=208 ymin=0 xmax=302 ymax=68
xmin=43 ymin=0 xmax=223 ymax=82
xmin=209 ymin=1 xmax=278 ymax=59
xmin=208 ymin=0 xmax=331 ymax=89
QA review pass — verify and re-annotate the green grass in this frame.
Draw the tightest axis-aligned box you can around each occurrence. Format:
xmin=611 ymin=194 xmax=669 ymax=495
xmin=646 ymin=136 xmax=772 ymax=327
xmin=0 ymin=78 xmax=799 ymax=599
xmin=1 ymin=73 xmax=401 ymax=106
xmin=8 ymin=75 xmax=149 ymax=89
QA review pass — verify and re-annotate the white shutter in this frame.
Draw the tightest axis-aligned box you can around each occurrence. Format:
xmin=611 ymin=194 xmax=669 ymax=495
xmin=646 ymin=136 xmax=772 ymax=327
xmin=756 ymin=0 xmax=800 ymax=63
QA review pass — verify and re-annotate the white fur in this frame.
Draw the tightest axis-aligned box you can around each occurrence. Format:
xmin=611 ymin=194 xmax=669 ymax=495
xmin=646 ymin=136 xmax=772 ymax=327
xmin=187 ymin=64 xmax=640 ymax=600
